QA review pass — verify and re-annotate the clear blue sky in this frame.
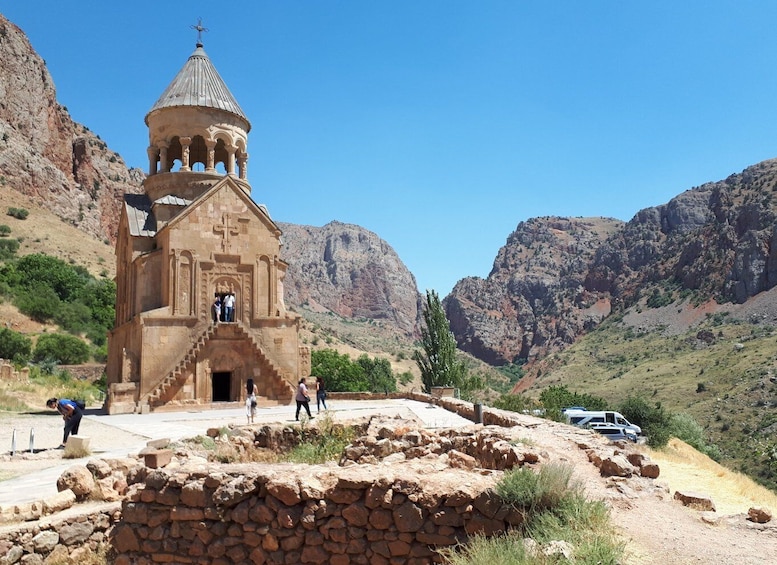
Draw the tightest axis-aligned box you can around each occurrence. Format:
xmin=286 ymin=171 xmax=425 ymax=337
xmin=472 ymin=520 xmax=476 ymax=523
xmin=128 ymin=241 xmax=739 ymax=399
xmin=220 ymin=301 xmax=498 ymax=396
xmin=4 ymin=2 xmax=777 ymax=297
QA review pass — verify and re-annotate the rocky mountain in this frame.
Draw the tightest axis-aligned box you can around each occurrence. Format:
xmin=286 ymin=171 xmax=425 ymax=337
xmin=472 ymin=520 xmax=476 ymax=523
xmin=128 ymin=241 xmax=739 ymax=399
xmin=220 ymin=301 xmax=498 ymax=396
xmin=445 ymin=217 xmax=623 ymax=365
xmin=279 ymin=221 xmax=421 ymax=336
xmin=0 ymin=14 xmax=144 ymax=245
xmin=446 ymin=160 xmax=777 ymax=366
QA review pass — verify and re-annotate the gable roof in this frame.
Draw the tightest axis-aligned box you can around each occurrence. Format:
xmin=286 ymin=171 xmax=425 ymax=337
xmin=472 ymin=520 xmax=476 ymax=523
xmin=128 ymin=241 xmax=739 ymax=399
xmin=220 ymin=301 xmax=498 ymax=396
xmin=159 ymin=176 xmax=281 ymax=237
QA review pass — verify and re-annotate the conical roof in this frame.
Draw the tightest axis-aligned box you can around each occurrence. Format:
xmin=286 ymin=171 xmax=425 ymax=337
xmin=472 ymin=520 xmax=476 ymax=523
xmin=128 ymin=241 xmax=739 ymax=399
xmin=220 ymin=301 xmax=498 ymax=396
xmin=145 ymin=44 xmax=250 ymax=128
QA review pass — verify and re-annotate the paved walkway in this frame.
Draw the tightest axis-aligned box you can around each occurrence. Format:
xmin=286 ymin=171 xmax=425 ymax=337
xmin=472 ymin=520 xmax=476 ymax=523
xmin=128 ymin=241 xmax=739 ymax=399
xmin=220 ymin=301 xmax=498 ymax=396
xmin=0 ymin=399 xmax=472 ymax=507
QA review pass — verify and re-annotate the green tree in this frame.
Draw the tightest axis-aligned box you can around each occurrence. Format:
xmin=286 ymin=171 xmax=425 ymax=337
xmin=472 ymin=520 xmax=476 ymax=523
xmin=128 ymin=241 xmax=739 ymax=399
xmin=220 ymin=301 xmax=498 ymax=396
xmin=357 ymin=354 xmax=396 ymax=393
xmin=14 ymin=254 xmax=87 ymax=301
xmin=413 ymin=290 xmax=467 ymax=394
xmin=539 ymin=385 xmax=608 ymax=414
xmin=16 ymin=284 xmax=61 ymax=322
xmin=33 ymin=333 xmax=90 ymax=364
xmin=311 ymin=349 xmax=368 ymax=392
xmin=0 ymin=327 xmax=31 ymax=363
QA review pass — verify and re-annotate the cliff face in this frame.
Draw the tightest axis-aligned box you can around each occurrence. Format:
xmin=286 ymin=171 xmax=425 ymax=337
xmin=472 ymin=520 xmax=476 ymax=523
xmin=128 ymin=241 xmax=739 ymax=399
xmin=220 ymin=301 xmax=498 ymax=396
xmin=590 ymin=159 xmax=777 ymax=305
xmin=446 ymin=159 xmax=777 ymax=365
xmin=0 ymin=14 xmax=144 ymax=245
xmin=279 ymin=221 xmax=421 ymax=336
xmin=445 ymin=217 xmax=623 ymax=364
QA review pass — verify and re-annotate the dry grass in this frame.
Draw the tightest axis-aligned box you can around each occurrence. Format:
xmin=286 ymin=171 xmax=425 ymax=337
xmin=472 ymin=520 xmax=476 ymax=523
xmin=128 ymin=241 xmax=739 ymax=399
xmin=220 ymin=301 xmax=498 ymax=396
xmin=645 ymin=438 xmax=777 ymax=515
xmin=0 ymin=188 xmax=115 ymax=279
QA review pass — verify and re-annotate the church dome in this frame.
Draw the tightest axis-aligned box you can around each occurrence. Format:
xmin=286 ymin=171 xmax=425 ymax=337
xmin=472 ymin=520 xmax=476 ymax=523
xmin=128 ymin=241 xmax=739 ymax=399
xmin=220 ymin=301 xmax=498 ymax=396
xmin=143 ymin=38 xmax=251 ymax=190
xmin=145 ymin=44 xmax=250 ymax=131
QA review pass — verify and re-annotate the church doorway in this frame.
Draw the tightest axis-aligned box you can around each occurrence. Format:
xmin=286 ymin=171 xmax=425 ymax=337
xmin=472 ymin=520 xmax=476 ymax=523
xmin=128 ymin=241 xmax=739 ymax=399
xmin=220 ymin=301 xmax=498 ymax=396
xmin=212 ymin=371 xmax=231 ymax=402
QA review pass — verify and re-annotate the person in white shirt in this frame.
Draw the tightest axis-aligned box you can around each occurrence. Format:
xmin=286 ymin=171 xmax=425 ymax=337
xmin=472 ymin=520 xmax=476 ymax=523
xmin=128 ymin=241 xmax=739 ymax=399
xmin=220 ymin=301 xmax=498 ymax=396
xmin=224 ymin=292 xmax=235 ymax=322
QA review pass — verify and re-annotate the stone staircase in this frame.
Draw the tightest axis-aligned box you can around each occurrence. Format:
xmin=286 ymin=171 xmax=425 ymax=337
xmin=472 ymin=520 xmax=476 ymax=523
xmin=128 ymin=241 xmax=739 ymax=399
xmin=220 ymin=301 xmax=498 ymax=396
xmin=143 ymin=324 xmax=217 ymax=408
xmin=141 ymin=322 xmax=290 ymax=410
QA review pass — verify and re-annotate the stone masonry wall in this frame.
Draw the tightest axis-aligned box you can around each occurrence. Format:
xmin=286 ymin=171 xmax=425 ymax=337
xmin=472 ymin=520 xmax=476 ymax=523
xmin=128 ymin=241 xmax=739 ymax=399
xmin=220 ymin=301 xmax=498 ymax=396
xmin=0 ymin=503 xmax=120 ymax=564
xmin=111 ymin=462 xmax=514 ymax=565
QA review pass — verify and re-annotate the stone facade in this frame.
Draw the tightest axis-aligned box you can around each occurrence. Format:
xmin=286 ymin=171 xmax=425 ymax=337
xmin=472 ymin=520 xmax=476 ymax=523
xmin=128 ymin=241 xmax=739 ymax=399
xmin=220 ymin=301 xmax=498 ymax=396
xmin=105 ymin=41 xmax=307 ymax=414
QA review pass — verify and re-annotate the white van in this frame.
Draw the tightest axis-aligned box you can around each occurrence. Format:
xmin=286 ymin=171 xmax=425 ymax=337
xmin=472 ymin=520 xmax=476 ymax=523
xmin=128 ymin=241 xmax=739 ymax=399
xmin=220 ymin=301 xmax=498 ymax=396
xmin=563 ymin=409 xmax=642 ymax=435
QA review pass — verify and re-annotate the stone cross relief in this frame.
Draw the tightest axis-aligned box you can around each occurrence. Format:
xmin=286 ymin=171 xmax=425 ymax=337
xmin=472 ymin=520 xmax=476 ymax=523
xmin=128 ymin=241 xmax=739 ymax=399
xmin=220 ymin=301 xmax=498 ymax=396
xmin=213 ymin=213 xmax=242 ymax=252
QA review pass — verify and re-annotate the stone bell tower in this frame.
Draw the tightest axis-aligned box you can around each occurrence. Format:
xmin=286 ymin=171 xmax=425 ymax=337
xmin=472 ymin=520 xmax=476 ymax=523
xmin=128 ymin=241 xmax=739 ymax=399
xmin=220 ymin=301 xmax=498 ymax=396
xmin=104 ymin=34 xmax=309 ymax=414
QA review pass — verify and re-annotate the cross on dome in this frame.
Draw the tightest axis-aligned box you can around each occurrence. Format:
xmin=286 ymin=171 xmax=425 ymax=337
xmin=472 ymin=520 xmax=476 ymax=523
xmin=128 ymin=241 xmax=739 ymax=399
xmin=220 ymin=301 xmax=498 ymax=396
xmin=190 ymin=18 xmax=208 ymax=47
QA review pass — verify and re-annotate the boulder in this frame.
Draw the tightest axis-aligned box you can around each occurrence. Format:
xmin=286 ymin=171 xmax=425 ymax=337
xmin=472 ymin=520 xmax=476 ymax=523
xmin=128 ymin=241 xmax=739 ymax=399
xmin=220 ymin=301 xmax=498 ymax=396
xmin=599 ymin=455 xmax=634 ymax=477
xmin=673 ymin=490 xmax=715 ymax=512
xmin=57 ymin=465 xmax=95 ymax=499
xmin=747 ymin=507 xmax=772 ymax=523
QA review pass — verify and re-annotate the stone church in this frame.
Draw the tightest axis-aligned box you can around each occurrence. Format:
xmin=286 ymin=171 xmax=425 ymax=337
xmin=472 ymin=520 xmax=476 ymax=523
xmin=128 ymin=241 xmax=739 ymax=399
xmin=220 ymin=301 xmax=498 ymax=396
xmin=104 ymin=38 xmax=309 ymax=414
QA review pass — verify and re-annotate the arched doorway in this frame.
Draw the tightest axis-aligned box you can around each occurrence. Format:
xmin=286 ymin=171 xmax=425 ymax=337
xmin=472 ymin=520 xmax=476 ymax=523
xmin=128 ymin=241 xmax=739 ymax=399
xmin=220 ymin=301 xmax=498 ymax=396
xmin=213 ymin=278 xmax=239 ymax=323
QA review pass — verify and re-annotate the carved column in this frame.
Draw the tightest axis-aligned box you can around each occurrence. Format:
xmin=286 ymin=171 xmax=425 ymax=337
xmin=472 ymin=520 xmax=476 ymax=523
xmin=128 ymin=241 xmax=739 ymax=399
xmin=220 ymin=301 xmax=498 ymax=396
xmin=147 ymin=146 xmax=159 ymax=176
xmin=159 ymin=142 xmax=170 ymax=173
xmin=206 ymin=140 xmax=217 ymax=172
xmin=180 ymin=137 xmax=192 ymax=172
xmin=171 ymin=250 xmax=180 ymax=315
xmin=227 ymin=147 xmax=237 ymax=176
xmin=238 ymin=153 xmax=249 ymax=180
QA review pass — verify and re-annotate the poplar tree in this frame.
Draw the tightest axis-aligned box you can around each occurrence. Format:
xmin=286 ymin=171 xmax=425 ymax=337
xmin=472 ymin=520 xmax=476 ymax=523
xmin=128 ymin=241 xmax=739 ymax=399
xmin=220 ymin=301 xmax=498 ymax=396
xmin=413 ymin=289 xmax=467 ymax=393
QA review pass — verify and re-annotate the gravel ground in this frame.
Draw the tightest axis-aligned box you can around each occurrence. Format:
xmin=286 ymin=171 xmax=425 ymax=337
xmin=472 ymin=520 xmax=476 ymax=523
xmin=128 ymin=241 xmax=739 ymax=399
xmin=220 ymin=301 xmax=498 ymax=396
xmin=0 ymin=411 xmax=147 ymax=481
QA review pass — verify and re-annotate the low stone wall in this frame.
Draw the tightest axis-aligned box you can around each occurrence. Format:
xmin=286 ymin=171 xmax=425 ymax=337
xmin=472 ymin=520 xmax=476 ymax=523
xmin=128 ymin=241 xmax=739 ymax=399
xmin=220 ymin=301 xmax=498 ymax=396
xmin=111 ymin=462 xmax=514 ymax=565
xmin=0 ymin=502 xmax=120 ymax=563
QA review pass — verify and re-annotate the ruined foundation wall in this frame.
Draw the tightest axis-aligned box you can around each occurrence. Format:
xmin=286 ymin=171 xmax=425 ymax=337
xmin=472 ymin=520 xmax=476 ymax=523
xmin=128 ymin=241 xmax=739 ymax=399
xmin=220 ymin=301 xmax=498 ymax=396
xmin=110 ymin=463 xmax=518 ymax=565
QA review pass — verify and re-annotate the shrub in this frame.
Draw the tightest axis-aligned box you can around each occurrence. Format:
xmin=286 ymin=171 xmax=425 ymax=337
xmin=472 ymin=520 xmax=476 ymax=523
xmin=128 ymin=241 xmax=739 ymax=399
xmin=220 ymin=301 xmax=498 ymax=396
xmin=7 ymin=207 xmax=29 ymax=220
xmin=539 ymin=385 xmax=608 ymax=419
xmin=14 ymin=254 xmax=88 ymax=301
xmin=284 ymin=413 xmax=357 ymax=464
xmin=0 ymin=224 xmax=10 ymax=237
xmin=357 ymin=354 xmax=396 ymax=393
xmin=16 ymin=285 xmax=61 ymax=322
xmin=492 ymin=393 xmax=537 ymax=414
xmin=398 ymin=371 xmax=414 ymax=386
xmin=668 ymin=413 xmax=721 ymax=460
xmin=495 ymin=462 xmax=573 ymax=514
xmin=619 ymin=395 xmax=672 ymax=448
xmin=0 ymin=238 xmax=19 ymax=260
xmin=33 ymin=333 xmax=90 ymax=364
xmin=311 ymin=349 xmax=368 ymax=392
xmin=446 ymin=463 xmax=624 ymax=564
xmin=0 ymin=327 xmax=31 ymax=363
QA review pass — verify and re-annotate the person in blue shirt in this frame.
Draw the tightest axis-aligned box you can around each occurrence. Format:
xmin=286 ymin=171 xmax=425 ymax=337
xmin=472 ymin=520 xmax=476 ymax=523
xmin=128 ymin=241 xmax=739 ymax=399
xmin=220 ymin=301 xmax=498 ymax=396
xmin=46 ymin=397 xmax=83 ymax=448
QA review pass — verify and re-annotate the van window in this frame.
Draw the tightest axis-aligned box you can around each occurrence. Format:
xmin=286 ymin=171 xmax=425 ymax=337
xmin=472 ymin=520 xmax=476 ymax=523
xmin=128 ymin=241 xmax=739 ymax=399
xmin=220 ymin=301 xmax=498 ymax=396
xmin=606 ymin=412 xmax=615 ymax=423
xmin=616 ymin=416 xmax=629 ymax=426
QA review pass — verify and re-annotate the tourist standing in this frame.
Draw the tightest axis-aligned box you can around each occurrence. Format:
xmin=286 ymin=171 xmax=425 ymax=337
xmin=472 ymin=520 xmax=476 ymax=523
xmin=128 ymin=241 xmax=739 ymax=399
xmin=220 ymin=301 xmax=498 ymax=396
xmin=224 ymin=292 xmax=235 ymax=322
xmin=245 ymin=378 xmax=258 ymax=424
xmin=295 ymin=378 xmax=313 ymax=421
xmin=213 ymin=294 xmax=222 ymax=323
xmin=315 ymin=376 xmax=327 ymax=412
